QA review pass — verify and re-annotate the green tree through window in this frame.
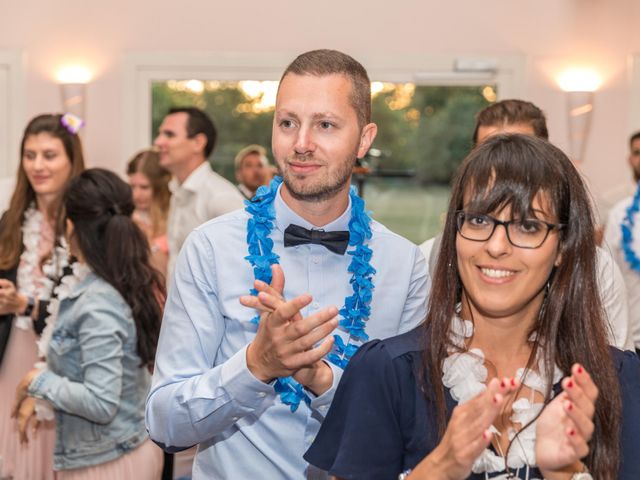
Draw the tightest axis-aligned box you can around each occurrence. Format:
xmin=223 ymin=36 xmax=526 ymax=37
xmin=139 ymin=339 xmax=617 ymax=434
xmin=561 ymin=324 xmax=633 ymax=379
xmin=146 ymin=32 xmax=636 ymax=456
xmin=151 ymin=80 xmax=494 ymax=243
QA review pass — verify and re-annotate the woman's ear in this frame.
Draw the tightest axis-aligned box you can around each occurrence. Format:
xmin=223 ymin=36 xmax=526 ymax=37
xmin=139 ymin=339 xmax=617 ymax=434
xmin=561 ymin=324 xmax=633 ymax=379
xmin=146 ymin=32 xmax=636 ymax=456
xmin=554 ymin=246 xmax=563 ymax=267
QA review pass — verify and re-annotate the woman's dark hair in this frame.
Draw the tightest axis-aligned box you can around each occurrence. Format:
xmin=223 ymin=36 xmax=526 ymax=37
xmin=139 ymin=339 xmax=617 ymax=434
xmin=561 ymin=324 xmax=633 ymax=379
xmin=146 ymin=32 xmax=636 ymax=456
xmin=64 ymin=168 xmax=164 ymax=368
xmin=422 ymin=134 xmax=621 ymax=478
xmin=0 ymin=114 xmax=85 ymax=269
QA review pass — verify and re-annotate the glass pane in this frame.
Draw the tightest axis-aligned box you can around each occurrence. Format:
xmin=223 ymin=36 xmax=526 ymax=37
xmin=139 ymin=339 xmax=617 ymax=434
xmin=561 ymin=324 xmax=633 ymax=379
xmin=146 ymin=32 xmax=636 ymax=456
xmin=150 ymin=80 xmax=495 ymax=244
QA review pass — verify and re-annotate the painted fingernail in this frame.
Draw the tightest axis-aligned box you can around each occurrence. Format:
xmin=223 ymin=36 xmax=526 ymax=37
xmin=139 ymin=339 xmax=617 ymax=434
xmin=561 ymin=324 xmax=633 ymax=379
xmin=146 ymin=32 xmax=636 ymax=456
xmin=510 ymin=378 xmax=517 ymax=387
xmin=500 ymin=379 xmax=506 ymax=388
xmin=565 ymin=400 xmax=573 ymax=411
xmin=492 ymin=394 xmax=500 ymax=404
xmin=569 ymin=428 xmax=576 ymax=436
xmin=577 ymin=365 xmax=584 ymax=374
xmin=566 ymin=380 xmax=574 ymax=388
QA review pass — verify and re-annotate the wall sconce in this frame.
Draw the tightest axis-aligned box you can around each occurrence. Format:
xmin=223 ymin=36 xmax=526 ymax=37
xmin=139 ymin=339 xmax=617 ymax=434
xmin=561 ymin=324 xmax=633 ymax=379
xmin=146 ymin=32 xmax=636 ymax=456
xmin=558 ymin=68 xmax=602 ymax=163
xmin=56 ymin=66 xmax=91 ymax=120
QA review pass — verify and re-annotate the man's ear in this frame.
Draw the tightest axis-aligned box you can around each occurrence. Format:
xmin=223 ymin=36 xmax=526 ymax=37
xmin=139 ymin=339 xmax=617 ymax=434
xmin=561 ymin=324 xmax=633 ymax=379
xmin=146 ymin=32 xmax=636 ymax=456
xmin=356 ymin=123 xmax=378 ymax=159
xmin=192 ymin=132 xmax=208 ymax=156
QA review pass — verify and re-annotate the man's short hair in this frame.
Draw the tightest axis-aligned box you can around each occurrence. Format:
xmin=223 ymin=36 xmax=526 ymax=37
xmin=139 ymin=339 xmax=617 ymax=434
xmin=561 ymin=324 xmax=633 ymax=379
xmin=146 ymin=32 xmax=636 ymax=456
xmin=630 ymin=131 xmax=640 ymax=147
xmin=168 ymin=107 xmax=217 ymax=158
xmin=280 ymin=49 xmax=371 ymax=128
xmin=473 ymin=99 xmax=548 ymax=145
xmin=234 ymin=144 xmax=268 ymax=170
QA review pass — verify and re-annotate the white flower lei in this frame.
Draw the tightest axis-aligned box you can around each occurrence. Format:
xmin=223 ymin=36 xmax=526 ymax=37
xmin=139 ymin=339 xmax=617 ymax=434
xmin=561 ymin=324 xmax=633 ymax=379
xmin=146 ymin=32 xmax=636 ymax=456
xmin=15 ymin=205 xmax=68 ymax=330
xmin=442 ymin=314 xmax=563 ymax=479
xmin=34 ymin=261 xmax=91 ymax=420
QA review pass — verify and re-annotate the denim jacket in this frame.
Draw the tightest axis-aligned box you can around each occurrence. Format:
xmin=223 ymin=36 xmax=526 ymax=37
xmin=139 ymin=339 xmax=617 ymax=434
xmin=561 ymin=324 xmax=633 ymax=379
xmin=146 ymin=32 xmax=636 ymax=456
xmin=29 ymin=271 xmax=150 ymax=470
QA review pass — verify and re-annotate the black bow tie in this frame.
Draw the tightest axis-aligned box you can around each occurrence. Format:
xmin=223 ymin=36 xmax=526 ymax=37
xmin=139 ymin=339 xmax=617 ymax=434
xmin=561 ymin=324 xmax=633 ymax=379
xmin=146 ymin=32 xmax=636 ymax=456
xmin=284 ymin=224 xmax=350 ymax=255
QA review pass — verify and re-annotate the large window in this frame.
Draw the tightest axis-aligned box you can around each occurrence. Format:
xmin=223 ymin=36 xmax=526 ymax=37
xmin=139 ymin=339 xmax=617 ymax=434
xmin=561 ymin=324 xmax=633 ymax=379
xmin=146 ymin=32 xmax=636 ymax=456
xmin=151 ymin=80 xmax=494 ymax=242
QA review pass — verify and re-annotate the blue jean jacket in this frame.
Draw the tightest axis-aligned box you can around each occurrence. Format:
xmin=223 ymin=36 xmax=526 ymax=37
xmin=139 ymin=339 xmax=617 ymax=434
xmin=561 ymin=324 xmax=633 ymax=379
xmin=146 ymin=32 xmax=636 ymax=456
xmin=29 ymin=272 xmax=151 ymax=470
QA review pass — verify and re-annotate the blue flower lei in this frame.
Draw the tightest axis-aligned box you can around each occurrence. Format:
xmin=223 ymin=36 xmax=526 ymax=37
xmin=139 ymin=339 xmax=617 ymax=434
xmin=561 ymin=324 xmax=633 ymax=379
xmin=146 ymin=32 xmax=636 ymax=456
xmin=244 ymin=176 xmax=376 ymax=411
xmin=621 ymin=182 xmax=640 ymax=273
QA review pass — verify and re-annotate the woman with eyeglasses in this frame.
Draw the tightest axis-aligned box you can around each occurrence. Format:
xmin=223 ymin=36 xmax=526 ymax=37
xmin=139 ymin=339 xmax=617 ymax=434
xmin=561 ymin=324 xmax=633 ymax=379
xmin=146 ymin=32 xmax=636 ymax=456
xmin=304 ymin=134 xmax=640 ymax=479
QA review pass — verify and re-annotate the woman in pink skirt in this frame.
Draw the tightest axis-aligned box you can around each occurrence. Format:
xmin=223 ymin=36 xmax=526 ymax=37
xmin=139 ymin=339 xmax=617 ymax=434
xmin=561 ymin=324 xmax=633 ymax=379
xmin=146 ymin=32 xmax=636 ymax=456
xmin=0 ymin=113 xmax=85 ymax=480
xmin=13 ymin=168 xmax=164 ymax=479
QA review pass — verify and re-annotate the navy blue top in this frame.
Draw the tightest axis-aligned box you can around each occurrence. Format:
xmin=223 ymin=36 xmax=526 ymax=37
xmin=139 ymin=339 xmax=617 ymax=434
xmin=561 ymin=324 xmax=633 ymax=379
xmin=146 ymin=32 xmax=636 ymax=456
xmin=305 ymin=328 xmax=640 ymax=479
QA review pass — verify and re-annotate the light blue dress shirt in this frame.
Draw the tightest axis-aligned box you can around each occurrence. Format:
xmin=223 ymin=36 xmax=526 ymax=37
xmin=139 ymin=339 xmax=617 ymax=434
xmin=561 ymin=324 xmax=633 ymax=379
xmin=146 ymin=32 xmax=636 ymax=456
xmin=146 ymin=186 xmax=429 ymax=479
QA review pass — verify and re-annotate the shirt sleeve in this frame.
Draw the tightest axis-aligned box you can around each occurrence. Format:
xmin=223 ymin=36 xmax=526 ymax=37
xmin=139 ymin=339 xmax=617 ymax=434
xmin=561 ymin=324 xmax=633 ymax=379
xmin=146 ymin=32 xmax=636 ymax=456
xmin=304 ymin=340 xmax=406 ymax=480
xmin=145 ymin=229 xmax=276 ymax=450
xmin=617 ymin=349 xmax=640 ymax=477
xmin=596 ymin=247 xmax=632 ymax=349
xmin=29 ymin=295 xmax=127 ymax=424
xmin=398 ymin=245 xmax=429 ymax=334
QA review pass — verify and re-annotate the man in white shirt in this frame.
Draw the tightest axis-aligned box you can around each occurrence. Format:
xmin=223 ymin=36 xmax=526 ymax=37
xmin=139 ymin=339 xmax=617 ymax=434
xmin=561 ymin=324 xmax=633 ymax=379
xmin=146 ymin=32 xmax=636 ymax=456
xmin=146 ymin=49 xmax=429 ymax=479
xmin=421 ymin=99 xmax=633 ymax=350
xmin=154 ymin=107 xmax=244 ymax=278
xmin=604 ymin=131 xmax=640 ymax=353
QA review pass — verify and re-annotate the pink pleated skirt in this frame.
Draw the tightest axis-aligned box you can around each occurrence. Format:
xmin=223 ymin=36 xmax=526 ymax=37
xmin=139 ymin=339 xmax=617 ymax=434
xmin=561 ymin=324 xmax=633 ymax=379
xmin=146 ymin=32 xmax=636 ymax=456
xmin=0 ymin=325 xmax=56 ymax=480
xmin=55 ymin=439 xmax=163 ymax=480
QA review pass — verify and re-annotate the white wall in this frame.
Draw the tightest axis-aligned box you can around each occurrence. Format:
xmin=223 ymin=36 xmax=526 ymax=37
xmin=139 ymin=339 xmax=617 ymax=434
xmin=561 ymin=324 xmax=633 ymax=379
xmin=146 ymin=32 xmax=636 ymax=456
xmin=1 ymin=0 xmax=639 ymax=214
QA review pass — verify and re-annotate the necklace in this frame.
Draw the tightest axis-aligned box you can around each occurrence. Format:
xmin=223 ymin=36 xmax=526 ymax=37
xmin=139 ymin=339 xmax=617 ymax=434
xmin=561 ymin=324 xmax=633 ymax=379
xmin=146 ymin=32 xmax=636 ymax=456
xmin=16 ymin=205 xmax=68 ymax=330
xmin=34 ymin=261 xmax=91 ymax=421
xmin=245 ymin=176 xmax=376 ymax=411
xmin=443 ymin=315 xmax=562 ymax=478
xmin=621 ymin=183 xmax=640 ymax=273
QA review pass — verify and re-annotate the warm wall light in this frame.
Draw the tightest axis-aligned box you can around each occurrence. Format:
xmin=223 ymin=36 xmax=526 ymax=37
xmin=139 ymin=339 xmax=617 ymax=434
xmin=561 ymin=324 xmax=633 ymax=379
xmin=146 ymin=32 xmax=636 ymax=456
xmin=557 ymin=68 xmax=602 ymax=163
xmin=56 ymin=66 xmax=91 ymax=121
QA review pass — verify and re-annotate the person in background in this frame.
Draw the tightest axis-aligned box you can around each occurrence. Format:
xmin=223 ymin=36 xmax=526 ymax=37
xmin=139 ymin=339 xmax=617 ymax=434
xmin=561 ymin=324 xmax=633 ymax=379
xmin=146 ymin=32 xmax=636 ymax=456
xmin=420 ymin=99 xmax=633 ymax=351
xmin=307 ymin=134 xmax=640 ymax=479
xmin=0 ymin=113 xmax=85 ymax=480
xmin=154 ymin=107 xmax=244 ymax=278
xmin=604 ymin=131 xmax=640 ymax=355
xmin=127 ymin=148 xmax=171 ymax=280
xmin=13 ymin=168 xmax=165 ymax=479
xmin=234 ymin=144 xmax=274 ymax=199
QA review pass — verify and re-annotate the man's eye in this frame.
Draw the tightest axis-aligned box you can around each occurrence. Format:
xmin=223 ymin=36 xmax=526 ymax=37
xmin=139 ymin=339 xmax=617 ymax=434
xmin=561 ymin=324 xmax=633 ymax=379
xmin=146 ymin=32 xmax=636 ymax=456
xmin=320 ymin=121 xmax=334 ymax=129
xmin=280 ymin=120 xmax=293 ymax=128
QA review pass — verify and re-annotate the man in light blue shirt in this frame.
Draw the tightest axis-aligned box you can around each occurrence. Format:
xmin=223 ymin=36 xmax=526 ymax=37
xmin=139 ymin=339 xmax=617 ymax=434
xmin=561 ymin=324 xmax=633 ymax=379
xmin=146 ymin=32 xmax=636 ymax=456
xmin=146 ymin=49 xmax=429 ymax=479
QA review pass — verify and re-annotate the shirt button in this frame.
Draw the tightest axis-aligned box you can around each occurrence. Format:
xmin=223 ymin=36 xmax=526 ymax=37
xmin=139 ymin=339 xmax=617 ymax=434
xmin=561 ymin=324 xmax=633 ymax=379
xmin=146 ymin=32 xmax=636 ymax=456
xmin=232 ymin=416 xmax=239 ymax=422
xmin=312 ymin=256 xmax=320 ymax=264
xmin=257 ymin=392 xmax=266 ymax=398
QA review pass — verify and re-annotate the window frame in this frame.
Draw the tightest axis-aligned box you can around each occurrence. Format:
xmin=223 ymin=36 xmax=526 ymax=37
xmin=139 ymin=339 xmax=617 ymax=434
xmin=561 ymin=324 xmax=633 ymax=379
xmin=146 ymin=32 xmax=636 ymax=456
xmin=0 ymin=50 xmax=26 ymax=178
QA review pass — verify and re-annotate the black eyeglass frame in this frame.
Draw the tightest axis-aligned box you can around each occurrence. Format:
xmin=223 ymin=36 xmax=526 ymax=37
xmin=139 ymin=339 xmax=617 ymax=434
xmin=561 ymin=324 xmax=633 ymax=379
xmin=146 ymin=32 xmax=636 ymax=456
xmin=455 ymin=210 xmax=565 ymax=249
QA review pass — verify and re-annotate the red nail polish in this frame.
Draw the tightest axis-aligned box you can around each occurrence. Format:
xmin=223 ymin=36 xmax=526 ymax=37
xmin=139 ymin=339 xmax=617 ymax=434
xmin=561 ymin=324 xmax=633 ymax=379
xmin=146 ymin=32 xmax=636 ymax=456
xmin=493 ymin=395 xmax=499 ymax=404
xmin=569 ymin=429 xmax=576 ymax=436
xmin=566 ymin=402 xmax=573 ymax=411
xmin=510 ymin=378 xmax=516 ymax=387
xmin=577 ymin=366 xmax=584 ymax=374
xmin=566 ymin=380 xmax=574 ymax=388
xmin=500 ymin=380 xmax=506 ymax=388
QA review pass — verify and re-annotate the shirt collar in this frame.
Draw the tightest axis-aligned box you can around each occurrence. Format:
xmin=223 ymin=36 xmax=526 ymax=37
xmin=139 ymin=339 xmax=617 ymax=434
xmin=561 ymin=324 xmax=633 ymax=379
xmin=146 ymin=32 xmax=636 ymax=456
xmin=169 ymin=162 xmax=211 ymax=194
xmin=273 ymin=183 xmax=352 ymax=234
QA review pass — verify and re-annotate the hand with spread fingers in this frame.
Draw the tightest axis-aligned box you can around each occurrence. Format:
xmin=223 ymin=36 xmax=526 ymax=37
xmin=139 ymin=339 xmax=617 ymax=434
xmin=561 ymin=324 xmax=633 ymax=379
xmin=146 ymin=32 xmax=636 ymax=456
xmin=536 ymin=363 xmax=598 ymax=477
xmin=241 ymin=265 xmax=338 ymax=394
xmin=409 ymin=377 xmax=519 ymax=480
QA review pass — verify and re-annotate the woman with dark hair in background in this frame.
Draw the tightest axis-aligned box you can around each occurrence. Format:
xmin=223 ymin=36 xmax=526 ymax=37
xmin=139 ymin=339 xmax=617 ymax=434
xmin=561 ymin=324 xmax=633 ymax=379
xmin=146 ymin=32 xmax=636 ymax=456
xmin=305 ymin=135 xmax=640 ymax=479
xmin=0 ymin=113 xmax=84 ymax=480
xmin=13 ymin=168 xmax=165 ymax=479
xmin=127 ymin=148 xmax=171 ymax=280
